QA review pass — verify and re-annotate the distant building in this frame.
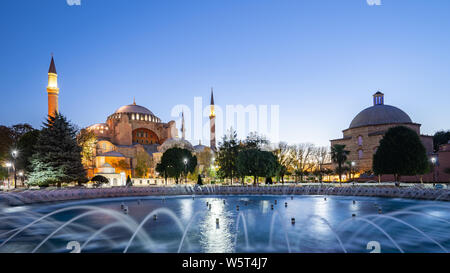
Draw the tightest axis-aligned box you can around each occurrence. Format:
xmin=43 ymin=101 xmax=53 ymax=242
xmin=330 ymin=92 xmax=433 ymax=174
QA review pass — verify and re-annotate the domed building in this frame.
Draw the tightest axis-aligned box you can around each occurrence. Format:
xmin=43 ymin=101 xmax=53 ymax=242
xmin=330 ymin=92 xmax=433 ymax=173
xmin=84 ymin=99 xmax=179 ymax=180
xmin=44 ymin=56 xmax=217 ymax=185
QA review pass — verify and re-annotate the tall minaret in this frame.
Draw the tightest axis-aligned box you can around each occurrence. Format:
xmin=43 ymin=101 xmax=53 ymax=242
xmin=209 ymin=88 xmax=216 ymax=151
xmin=47 ymin=55 xmax=59 ymax=118
xmin=181 ymin=111 xmax=186 ymax=140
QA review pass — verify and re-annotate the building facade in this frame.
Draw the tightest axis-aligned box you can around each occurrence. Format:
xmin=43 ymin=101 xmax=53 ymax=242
xmin=330 ymin=92 xmax=433 ymax=173
xmin=45 ymin=57 xmax=218 ymax=184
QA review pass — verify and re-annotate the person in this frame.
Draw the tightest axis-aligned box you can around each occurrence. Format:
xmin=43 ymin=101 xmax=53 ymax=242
xmin=197 ymin=175 xmax=203 ymax=186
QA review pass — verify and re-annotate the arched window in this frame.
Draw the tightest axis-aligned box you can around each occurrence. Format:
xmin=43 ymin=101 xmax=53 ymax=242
xmin=358 ymin=149 xmax=363 ymax=159
xmin=358 ymin=136 xmax=363 ymax=146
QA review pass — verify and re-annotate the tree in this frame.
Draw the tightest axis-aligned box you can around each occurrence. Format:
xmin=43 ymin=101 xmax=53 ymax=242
xmin=273 ymin=142 xmax=293 ymax=184
xmin=0 ymin=166 xmax=8 ymax=180
xmin=77 ymin=129 xmax=97 ymax=167
xmin=291 ymin=143 xmax=314 ymax=182
xmin=331 ymin=144 xmax=350 ymax=183
xmin=0 ymin=126 xmax=13 ymax=162
xmin=0 ymin=124 xmax=34 ymax=163
xmin=91 ymin=175 xmax=109 ymax=188
xmin=373 ymin=126 xmax=430 ymax=181
xmin=28 ymin=114 xmax=87 ymax=187
xmin=433 ymin=130 xmax=450 ymax=152
xmin=237 ymin=149 xmax=278 ymax=185
xmin=197 ymin=147 xmax=213 ymax=176
xmin=17 ymin=130 xmax=40 ymax=173
xmin=312 ymin=146 xmax=330 ymax=182
xmin=243 ymin=132 xmax=269 ymax=150
xmin=112 ymin=159 xmax=130 ymax=171
xmin=126 ymin=175 xmax=133 ymax=187
xmin=135 ymin=151 xmax=153 ymax=178
xmin=156 ymin=148 xmax=197 ymax=184
xmin=216 ymin=130 xmax=240 ymax=183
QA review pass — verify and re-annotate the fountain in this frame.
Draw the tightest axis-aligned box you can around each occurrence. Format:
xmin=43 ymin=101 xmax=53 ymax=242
xmin=0 ymin=190 xmax=449 ymax=253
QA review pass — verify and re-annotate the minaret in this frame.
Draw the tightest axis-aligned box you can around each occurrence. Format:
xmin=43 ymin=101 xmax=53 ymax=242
xmin=209 ymin=88 xmax=216 ymax=151
xmin=181 ymin=111 xmax=186 ymax=140
xmin=47 ymin=55 xmax=59 ymax=118
xmin=373 ymin=91 xmax=384 ymax=106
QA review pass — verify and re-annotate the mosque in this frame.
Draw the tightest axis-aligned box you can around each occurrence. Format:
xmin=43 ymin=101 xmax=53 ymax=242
xmin=330 ymin=91 xmax=434 ymax=176
xmin=46 ymin=57 xmax=216 ymax=186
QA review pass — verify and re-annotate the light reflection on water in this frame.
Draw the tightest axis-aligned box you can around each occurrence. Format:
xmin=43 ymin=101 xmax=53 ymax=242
xmin=0 ymin=195 xmax=449 ymax=253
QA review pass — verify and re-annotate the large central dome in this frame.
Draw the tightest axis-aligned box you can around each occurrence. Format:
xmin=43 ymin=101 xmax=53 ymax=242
xmin=349 ymin=104 xmax=413 ymax=129
xmin=114 ymin=104 xmax=154 ymax=116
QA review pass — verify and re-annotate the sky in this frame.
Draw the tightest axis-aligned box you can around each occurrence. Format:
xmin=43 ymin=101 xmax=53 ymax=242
xmin=0 ymin=0 xmax=449 ymax=146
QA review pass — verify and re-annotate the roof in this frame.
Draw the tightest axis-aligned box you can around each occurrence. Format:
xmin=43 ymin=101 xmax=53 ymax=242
xmin=101 ymin=163 xmax=113 ymax=168
xmin=194 ymin=144 xmax=209 ymax=152
xmin=48 ymin=56 xmax=57 ymax=74
xmin=114 ymin=104 xmax=155 ymax=116
xmin=349 ymin=104 xmax=413 ymax=129
xmin=99 ymin=151 xmax=126 ymax=158
xmin=159 ymin=138 xmax=194 ymax=153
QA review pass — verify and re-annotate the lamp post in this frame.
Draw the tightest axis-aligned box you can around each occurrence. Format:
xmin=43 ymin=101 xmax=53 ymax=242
xmin=183 ymin=158 xmax=188 ymax=184
xmin=5 ymin=162 xmax=12 ymax=190
xmin=351 ymin=161 xmax=356 ymax=181
xmin=431 ymin=157 xmax=437 ymax=183
xmin=11 ymin=150 xmax=18 ymax=189
xmin=18 ymin=171 xmax=24 ymax=187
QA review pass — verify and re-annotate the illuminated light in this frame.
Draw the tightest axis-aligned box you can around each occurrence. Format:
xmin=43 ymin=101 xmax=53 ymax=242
xmin=5 ymin=162 xmax=12 ymax=168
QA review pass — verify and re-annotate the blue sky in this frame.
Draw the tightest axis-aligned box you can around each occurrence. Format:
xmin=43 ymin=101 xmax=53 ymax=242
xmin=1 ymin=0 xmax=449 ymax=146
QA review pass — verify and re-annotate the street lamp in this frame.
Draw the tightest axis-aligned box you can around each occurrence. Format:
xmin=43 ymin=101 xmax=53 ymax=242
xmin=350 ymin=161 xmax=356 ymax=180
xmin=11 ymin=150 xmax=18 ymax=189
xmin=183 ymin=158 xmax=188 ymax=184
xmin=431 ymin=157 xmax=437 ymax=183
xmin=5 ymin=162 xmax=12 ymax=190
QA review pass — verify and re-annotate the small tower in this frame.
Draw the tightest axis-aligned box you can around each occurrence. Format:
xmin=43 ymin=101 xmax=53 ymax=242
xmin=209 ymin=87 xmax=216 ymax=151
xmin=373 ymin=91 xmax=384 ymax=106
xmin=47 ymin=55 xmax=59 ymax=118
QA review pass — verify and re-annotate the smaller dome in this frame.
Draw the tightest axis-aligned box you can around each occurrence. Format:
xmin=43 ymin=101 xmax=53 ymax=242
xmin=194 ymin=144 xmax=208 ymax=153
xmin=159 ymin=138 xmax=194 ymax=153
xmin=101 ymin=163 xmax=113 ymax=168
xmin=88 ymin=123 xmax=109 ymax=130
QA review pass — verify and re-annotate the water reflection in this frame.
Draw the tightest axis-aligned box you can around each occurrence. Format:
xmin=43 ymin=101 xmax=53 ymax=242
xmin=199 ymin=198 xmax=233 ymax=253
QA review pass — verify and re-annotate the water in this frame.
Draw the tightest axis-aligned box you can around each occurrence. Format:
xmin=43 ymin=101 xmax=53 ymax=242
xmin=0 ymin=195 xmax=449 ymax=253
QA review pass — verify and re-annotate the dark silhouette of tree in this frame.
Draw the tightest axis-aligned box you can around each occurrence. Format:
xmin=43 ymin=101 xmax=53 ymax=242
xmin=433 ymin=130 xmax=450 ymax=152
xmin=17 ymin=130 xmax=40 ymax=173
xmin=156 ymin=148 xmax=197 ymax=184
xmin=331 ymin=144 xmax=350 ymax=183
xmin=373 ymin=126 xmax=430 ymax=182
xmin=28 ymin=114 xmax=87 ymax=187
xmin=92 ymin=175 xmax=109 ymax=187
xmin=216 ymin=130 xmax=240 ymax=183
xmin=237 ymin=149 xmax=277 ymax=185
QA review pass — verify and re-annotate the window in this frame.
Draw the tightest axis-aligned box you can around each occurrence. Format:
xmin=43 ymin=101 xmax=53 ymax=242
xmin=358 ymin=149 xmax=363 ymax=159
xmin=358 ymin=136 xmax=363 ymax=146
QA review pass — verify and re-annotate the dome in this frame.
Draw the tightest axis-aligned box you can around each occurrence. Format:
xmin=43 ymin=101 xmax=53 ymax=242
xmin=158 ymin=138 xmax=194 ymax=153
xmin=349 ymin=104 xmax=413 ymax=129
xmin=194 ymin=144 xmax=208 ymax=153
xmin=114 ymin=104 xmax=154 ymax=116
